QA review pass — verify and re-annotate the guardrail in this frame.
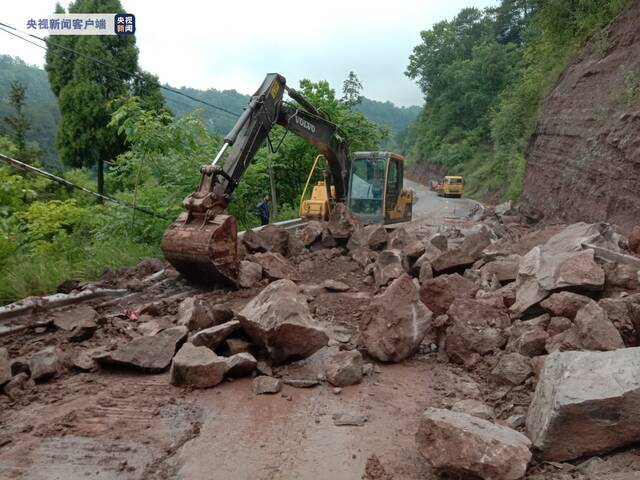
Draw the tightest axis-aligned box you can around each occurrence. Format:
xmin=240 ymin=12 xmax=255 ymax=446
xmin=238 ymin=217 xmax=307 ymax=237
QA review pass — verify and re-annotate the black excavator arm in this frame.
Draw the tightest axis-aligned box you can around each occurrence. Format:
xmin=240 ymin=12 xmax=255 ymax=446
xmin=162 ymin=73 xmax=350 ymax=285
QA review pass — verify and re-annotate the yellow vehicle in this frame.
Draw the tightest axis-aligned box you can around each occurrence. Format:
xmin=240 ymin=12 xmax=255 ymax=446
xmin=438 ymin=175 xmax=464 ymax=198
xmin=162 ymin=73 xmax=413 ymax=285
xmin=300 ymin=152 xmax=413 ymax=225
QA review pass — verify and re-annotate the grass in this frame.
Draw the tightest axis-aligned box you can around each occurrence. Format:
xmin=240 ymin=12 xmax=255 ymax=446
xmin=0 ymin=238 xmax=157 ymax=305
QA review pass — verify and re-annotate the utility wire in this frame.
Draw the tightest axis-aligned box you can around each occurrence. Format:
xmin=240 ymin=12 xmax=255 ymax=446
xmin=0 ymin=20 xmax=242 ymax=118
xmin=0 ymin=152 xmax=170 ymax=220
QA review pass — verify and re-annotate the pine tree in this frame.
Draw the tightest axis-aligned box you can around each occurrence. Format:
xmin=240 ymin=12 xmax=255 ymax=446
xmin=45 ymin=0 xmax=164 ymax=195
xmin=4 ymin=81 xmax=29 ymax=155
xmin=341 ymin=71 xmax=363 ymax=108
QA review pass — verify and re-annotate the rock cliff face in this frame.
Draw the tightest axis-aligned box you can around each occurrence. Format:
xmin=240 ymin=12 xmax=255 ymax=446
xmin=520 ymin=1 xmax=640 ymax=233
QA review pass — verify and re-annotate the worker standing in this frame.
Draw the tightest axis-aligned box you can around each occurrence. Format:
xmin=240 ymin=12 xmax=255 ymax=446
xmin=256 ymin=194 xmax=270 ymax=226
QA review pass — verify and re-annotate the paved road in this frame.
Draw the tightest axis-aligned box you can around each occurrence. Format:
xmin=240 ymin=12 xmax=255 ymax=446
xmin=404 ymin=178 xmax=480 ymax=223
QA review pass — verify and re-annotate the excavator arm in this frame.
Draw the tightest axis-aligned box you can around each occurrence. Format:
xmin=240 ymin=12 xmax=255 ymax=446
xmin=161 ymin=73 xmax=350 ymax=285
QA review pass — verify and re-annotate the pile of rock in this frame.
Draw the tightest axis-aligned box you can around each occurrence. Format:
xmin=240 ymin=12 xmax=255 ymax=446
xmin=411 ymin=220 xmax=640 ymax=479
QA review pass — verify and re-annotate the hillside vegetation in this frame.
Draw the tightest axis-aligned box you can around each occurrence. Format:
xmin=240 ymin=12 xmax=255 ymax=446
xmin=0 ymin=55 xmax=416 ymax=168
xmin=403 ymin=0 xmax=632 ymax=201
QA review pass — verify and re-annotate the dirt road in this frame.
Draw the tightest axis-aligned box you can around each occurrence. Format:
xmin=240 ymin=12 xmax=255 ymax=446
xmin=0 ymin=251 xmax=477 ymax=480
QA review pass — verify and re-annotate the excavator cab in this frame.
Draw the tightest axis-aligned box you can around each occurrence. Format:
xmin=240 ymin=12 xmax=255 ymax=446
xmin=300 ymin=152 xmax=413 ymax=224
xmin=347 ymin=152 xmax=412 ymax=225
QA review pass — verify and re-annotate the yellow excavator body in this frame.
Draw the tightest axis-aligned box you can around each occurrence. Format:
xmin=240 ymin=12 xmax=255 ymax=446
xmin=300 ymin=153 xmax=413 ymax=225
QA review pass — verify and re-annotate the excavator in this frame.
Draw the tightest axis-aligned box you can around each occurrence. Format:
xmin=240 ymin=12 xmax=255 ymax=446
xmin=161 ymin=73 xmax=413 ymax=286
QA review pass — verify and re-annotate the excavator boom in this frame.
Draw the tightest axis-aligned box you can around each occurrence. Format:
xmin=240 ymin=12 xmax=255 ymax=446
xmin=161 ymin=73 xmax=350 ymax=285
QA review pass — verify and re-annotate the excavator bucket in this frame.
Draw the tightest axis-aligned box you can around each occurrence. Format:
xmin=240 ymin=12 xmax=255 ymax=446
xmin=161 ymin=212 xmax=240 ymax=286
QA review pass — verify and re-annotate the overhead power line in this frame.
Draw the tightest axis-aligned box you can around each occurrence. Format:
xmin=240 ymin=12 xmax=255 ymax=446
xmin=0 ymin=152 xmax=169 ymax=220
xmin=0 ymin=20 xmax=242 ymax=118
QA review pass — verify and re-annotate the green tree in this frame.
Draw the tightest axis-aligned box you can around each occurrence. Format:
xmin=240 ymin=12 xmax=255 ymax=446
xmin=4 ymin=81 xmax=29 ymax=155
xmin=45 ymin=0 xmax=164 ymax=196
xmin=341 ymin=71 xmax=363 ymax=107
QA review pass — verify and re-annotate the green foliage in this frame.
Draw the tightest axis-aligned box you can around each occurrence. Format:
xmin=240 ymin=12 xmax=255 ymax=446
xmin=45 ymin=0 xmax=165 ymax=170
xmin=404 ymin=0 xmax=631 ymax=201
xmin=4 ymin=81 xmax=29 ymax=153
xmin=341 ymin=71 xmax=363 ymax=107
xmin=0 ymin=132 xmax=156 ymax=304
xmin=0 ymin=56 xmax=57 ymax=167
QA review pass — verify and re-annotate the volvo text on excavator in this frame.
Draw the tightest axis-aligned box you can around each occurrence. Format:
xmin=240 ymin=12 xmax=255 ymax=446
xmin=161 ymin=73 xmax=413 ymax=286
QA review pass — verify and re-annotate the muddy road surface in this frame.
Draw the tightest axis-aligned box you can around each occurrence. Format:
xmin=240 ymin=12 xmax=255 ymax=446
xmin=3 ymin=200 xmax=640 ymax=480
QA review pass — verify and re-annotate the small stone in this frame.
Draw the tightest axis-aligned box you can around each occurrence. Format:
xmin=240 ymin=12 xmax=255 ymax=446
xmin=253 ymin=375 xmax=282 ymax=394
xmin=238 ymin=260 xmax=262 ymax=288
xmin=256 ymin=360 xmax=273 ymax=377
xmin=3 ymin=373 xmax=35 ymax=401
xmin=332 ymin=412 xmax=366 ymax=426
xmin=283 ymin=378 xmax=320 ymax=388
xmin=332 ymin=387 xmax=342 ymax=395
xmin=29 ymin=346 xmax=64 ymax=382
xmin=324 ymin=350 xmax=363 ymax=387
xmin=323 ymin=280 xmax=350 ymax=292
xmin=491 ymin=353 xmax=533 ymax=386
xmin=225 ymin=352 xmax=257 ymax=377
xmin=505 ymin=414 xmax=526 ymax=430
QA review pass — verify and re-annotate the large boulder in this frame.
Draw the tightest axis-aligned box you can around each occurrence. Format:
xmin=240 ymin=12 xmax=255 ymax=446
xmin=49 ymin=306 xmax=97 ymax=331
xmin=324 ymin=349 xmax=363 ymax=387
xmin=527 ymin=348 xmax=640 ymax=461
xmin=480 ymin=258 xmax=520 ymax=284
xmin=416 ymin=408 xmax=532 ymax=480
xmin=0 ymin=348 xmax=11 ymax=385
xmin=510 ymin=223 xmax=614 ymax=315
xmin=253 ymin=252 xmax=300 ymax=281
xmin=238 ymin=279 xmax=328 ymax=364
xmin=420 ymin=273 xmax=479 ymax=316
xmin=431 ymin=248 xmax=475 ymax=274
xmin=599 ymin=297 xmax=640 ymax=347
xmin=491 ymin=352 xmax=533 ymax=386
xmin=541 ymin=291 xmax=592 ymax=320
xmin=255 ymin=224 xmax=289 ymax=256
xmin=297 ymin=221 xmax=324 ymax=247
xmin=347 ymin=224 xmax=388 ymax=251
xmin=572 ymin=301 xmax=624 ymax=351
xmin=372 ymin=249 xmax=407 ymax=287
xmin=444 ymin=298 xmax=511 ymax=365
xmin=95 ymin=326 xmax=187 ymax=372
xmin=506 ymin=318 xmax=549 ymax=357
xmin=328 ymin=203 xmax=361 ymax=240
xmin=190 ymin=320 xmax=240 ymax=350
xmin=238 ymin=260 xmax=263 ymax=288
xmin=170 ymin=343 xmax=227 ymax=388
xmin=224 ymin=352 xmax=257 ymax=377
xmin=177 ymin=297 xmax=214 ymax=331
xmin=546 ymin=301 xmax=625 ymax=353
xmin=360 ymin=274 xmax=432 ymax=362
xmin=29 ymin=346 xmax=65 ymax=382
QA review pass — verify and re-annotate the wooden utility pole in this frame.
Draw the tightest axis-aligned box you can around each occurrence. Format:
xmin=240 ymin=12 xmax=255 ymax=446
xmin=269 ymin=164 xmax=278 ymax=220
